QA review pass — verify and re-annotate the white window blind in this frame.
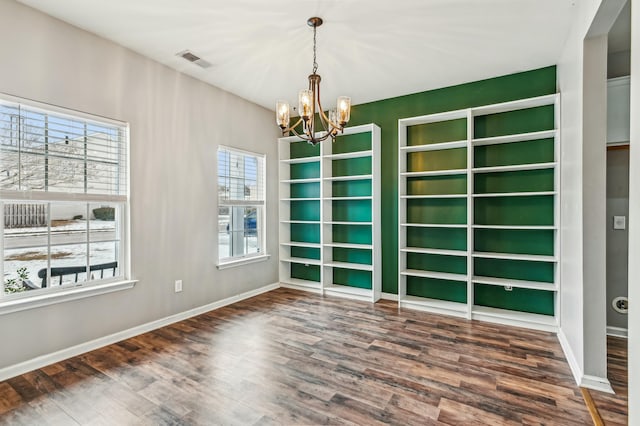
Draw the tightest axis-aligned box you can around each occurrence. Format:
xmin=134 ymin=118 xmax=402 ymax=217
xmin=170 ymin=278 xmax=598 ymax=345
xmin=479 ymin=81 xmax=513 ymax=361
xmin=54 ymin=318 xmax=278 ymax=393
xmin=0 ymin=100 xmax=127 ymax=198
xmin=218 ymin=147 xmax=265 ymax=205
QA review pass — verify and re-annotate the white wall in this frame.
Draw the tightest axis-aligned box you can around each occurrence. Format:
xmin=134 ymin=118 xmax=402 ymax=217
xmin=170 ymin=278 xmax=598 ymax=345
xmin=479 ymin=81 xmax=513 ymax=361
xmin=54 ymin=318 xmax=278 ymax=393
xmin=557 ymin=0 xmax=603 ymax=387
xmin=0 ymin=0 xmax=280 ymax=370
xmin=582 ymin=34 xmax=609 ymax=381
xmin=627 ymin=0 xmax=639 ymax=421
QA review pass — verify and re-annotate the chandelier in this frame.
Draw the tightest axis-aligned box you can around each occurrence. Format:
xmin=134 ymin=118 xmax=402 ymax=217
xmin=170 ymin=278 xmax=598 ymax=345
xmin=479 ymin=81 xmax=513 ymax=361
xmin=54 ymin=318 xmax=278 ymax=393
xmin=276 ymin=17 xmax=351 ymax=145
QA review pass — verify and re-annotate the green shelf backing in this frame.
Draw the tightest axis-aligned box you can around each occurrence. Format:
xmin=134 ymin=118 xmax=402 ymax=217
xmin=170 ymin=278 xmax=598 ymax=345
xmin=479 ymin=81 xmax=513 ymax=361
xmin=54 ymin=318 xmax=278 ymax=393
xmin=332 ymin=199 xmax=372 ymax=222
xmin=332 ymin=268 xmax=372 ymax=289
xmin=290 ymin=223 xmax=320 ymax=244
xmin=290 ymin=141 xmax=320 ymax=159
xmin=474 ymin=105 xmax=555 ymax=138
xmin=332 ymin=224 xmax=372 ymax=245
xmin=290 ymin=263 xmax=321 ymax=282
xmin=474 ymin=258 xmax=554 ymax=283
xmin=406 ymin=227 xmax=467 ymax=251
xmin=474 ymin=195 xmax=554 ymax=226
xmin=290 ymin=182 xmax=320 ymax=198
xmin=407 ymin=118 xmax=467 ymax=146
xmin=290 ymin=162 xmax=320 ymax=180
xmin=332 ymin=180 xmax=372 ymax=197
xmin=407 ymin=175 xmax=467 ymax=196
xmin=290 ymin=200 xmax=320 ymax=221
xmin=290 ymin=246 xmax=321 ymax=260
xmin=406 ymin=276 xmax=467 ymax=303
xmin=332 ymin=132 xmax=372 ymax=154
xmin=406 ymin=148 xmax=467 ymax=172
xmin=406 ymin=253 xmax=467 ymax=275
xmin=474 ymin=138 xmax=555 ymax=168
xmin=474 ymin=284 xmax=554 ymax=316
xmin=332 ymin=247 xmax=372 ymax=265
xmin=406 ymin=198 xmax=467 ymax=225
xmin=474 ymin=169 xmax=554 ymax=194
xmin=332 ymin=157 xmax=372 ymax=177
xmin=474 ymin=228 xmax=554 ymax=256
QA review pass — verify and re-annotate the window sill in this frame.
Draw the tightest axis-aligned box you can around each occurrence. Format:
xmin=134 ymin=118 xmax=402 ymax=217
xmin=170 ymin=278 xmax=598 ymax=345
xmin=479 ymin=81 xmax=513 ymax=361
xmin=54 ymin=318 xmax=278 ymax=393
xmin=0 ymin=280 xmax=137 ymax=316
xmin=217 ymin=254 xmax=271 ymax=270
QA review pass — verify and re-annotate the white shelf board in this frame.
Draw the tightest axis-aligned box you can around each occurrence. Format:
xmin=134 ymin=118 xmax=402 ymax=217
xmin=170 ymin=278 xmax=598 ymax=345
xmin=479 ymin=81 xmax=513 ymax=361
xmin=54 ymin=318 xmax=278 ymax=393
xmin=401 ymin=169 xmax=467 ymax=178
xmin=472 ymin=162 xmax=556 ymax=174
xmin=400 ymin=140 xmax=467 ymax=153
xmin=323 ymin=174 xmax=372 ymax=181
xmin=280 ymin=177 xmax=321 ymax=183
xmin=472 ymin=251 xmax=557 ymax=262
xmin=324 ymin=261 xmax=373 ymax=271
xmin=401 ymin=223 xmax=467 ymax=228
xmin=398 ymin=109 xmax=468 ymax=126
xmin=280 ymin=197 xmax=321 ymax=201
xmin=471 ymin=305 xmax=557 ymax=331
xmin=324 ymin=285 xmax=371 ymax=296
xmin=399 ymin=295 xmax=468 ymax=315
xmin=471 ymin=94 xmax=557 ymax=116
xmin=280 ymin=156 xmax=320 ymax=164
xmin=323 ymin=150 xmax=372 ymax=160
xmin=280 ymin=278 xmax=322 ymax=291
xmin=472 ymin=191 xmax=555 ymax=198
xmin=280 ymin=220 xmax=320 ymax=224
xmin=327 ymin=196 xmax=372 ymax=201
xmin=401 ymin=194 xmax=467 ymax=199
xmin=324 ymin=221 xmax=373 ymax=226
xmin=279 ymin=257 xmax=322 ymax=265
xmin=401 ymin=247 xmax=468 ymax=256
xmin=472 ymin=129 xmax=556 ymax=146
xmin=280 ymin=241 xmax=321 ymax=248
xmin=472 ymin=275 xmax=557 ymax=291
xmin=401 ymin=269 xmax=467 ymax=281
xmin=472 ymin=225 xmax=556 ymax=230
xmin=324 ymin=242 xmax=373 ymax=249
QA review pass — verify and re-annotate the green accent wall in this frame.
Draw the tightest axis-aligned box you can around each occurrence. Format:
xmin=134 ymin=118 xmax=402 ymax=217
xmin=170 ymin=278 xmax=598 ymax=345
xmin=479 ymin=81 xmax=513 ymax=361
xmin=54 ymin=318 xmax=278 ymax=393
xmin=347 ymin=66 xmax=556 ymax=293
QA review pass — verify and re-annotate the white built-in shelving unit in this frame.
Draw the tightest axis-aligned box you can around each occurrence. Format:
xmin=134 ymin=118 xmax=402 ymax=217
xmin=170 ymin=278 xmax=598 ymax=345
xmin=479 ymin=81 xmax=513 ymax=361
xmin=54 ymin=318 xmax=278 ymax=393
xmin=279 ymin=124 xmax=381 ymax=302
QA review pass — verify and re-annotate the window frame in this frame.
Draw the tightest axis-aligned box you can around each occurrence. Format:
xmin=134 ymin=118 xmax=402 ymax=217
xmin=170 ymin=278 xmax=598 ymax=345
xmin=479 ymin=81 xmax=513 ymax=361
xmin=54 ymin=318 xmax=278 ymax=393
xmin=216 ymin=145 xmax=268 ymax=268
xmin=0 ymin=93 xmax=134 ymax=314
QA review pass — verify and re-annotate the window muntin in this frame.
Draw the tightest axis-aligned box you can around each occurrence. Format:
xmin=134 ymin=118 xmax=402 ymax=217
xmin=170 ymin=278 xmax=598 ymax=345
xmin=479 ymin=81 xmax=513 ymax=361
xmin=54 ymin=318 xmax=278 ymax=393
xmin=1 ymin=96 xmax=128 ymax=297
xmin=217 ymin=147 xmax=265 ymax=262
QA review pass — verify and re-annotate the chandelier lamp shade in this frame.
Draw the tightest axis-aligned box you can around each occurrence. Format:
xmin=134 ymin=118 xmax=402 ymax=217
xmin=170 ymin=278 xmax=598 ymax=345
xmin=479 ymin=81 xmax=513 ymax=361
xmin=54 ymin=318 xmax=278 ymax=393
xmin=276 ymin=17 xmax=351 ymax=145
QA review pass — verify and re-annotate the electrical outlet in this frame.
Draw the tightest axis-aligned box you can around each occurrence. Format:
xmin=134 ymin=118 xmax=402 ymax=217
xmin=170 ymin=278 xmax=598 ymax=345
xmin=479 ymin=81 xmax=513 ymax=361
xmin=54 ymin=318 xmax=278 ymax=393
xmin=175 ymin=280 xmax=183 ymax=293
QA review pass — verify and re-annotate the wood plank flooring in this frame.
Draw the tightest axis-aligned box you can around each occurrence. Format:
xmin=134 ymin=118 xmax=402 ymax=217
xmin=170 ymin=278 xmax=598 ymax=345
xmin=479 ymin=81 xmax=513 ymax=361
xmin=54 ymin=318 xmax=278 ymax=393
xmin=0 ymin=288 xmax=596 ymax=425
xmin=586 ymin=336 xmax=628 ymax=425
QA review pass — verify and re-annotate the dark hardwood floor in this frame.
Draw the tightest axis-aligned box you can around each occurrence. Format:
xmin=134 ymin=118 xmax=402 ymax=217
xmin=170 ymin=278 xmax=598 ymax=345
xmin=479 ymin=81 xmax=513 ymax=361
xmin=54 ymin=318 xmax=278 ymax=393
xmin=0 ymin=288 xmax=596 ymax=425
xmin=586 ymin=336 xmax=628 ymax=425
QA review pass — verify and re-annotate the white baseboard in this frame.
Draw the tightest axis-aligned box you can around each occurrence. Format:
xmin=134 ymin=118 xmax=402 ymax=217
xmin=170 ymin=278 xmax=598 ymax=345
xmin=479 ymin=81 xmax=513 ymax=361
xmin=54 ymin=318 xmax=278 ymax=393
xmin=557 ymin=328 xmax=582 ymax=386
xmin=607 ymin=326 xmax=628 ymax=338
xmin=380 ymin=292 xmax=398 ymax=301
xmin=0 ymin=282 xmax=280 ymax=382
xmin=581 ymin=374 xmax=614 ymax=394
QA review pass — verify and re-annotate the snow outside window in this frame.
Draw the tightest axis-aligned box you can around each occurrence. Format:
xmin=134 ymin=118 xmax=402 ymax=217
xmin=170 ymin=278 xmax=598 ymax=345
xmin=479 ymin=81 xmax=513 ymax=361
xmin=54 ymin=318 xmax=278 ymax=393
xmin=0 ymin=96 xmax=129 ymax=298
xmin=217 ymin=146 xmax=265 ymax=262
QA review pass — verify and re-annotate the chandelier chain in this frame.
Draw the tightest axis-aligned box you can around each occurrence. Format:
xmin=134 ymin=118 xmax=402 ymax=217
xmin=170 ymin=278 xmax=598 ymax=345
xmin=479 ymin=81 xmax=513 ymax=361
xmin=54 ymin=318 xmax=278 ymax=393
xmin=312 ymin=25 xmax=318 ymax=74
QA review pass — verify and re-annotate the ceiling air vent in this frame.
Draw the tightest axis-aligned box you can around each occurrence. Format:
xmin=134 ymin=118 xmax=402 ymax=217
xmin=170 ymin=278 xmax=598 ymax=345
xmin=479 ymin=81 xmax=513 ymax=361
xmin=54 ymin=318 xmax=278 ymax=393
xmin=176 ymin=50 xmax=212 ymax=69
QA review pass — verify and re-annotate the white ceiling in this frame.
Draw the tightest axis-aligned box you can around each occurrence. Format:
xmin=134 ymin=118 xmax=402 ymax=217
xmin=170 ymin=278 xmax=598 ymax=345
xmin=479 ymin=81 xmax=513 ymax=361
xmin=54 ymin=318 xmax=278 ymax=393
xmin=17 ymin=0 xmax=578 ymax=111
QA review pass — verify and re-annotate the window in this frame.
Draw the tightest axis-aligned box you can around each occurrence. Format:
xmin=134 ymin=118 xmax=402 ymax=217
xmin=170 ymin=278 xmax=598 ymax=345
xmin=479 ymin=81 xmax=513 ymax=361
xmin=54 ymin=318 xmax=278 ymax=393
xmin=1 ymin=95 xmax=129 ymax=300
xmin=217 ymin=146 xmax=265 ymax=264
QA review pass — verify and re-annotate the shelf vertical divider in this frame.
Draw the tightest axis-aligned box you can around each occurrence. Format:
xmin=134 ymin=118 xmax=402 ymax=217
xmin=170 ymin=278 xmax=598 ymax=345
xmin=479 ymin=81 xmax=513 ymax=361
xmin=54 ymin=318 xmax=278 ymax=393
xmin=466 ymin=109 xmax=474 ymax=319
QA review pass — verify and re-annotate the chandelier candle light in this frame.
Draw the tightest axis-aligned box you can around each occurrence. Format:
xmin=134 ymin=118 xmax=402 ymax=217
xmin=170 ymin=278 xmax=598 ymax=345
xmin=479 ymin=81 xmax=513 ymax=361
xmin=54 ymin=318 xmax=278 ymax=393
xmin=276 ymin=17 xmax=351 ymax=145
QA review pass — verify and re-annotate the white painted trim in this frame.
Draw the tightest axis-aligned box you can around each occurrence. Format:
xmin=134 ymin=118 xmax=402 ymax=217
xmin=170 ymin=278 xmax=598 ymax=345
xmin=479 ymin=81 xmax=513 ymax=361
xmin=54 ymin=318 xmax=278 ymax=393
xmin=380 ymin=292 xmax=398 ymax=301
xmin=216 ymin=254 xmax=271 ymax=270
xmin=607 ymin=326 xmax=628 ymax=338
xmin=581 ymin=374 xmax=614 ymax=394
xmin=557 ymin=328 xmax=582 ymax=386
xmin=0 ymin=280 xmax=137 ymax=316
xmin=0 ymin=282 xmax=279 ymax=382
